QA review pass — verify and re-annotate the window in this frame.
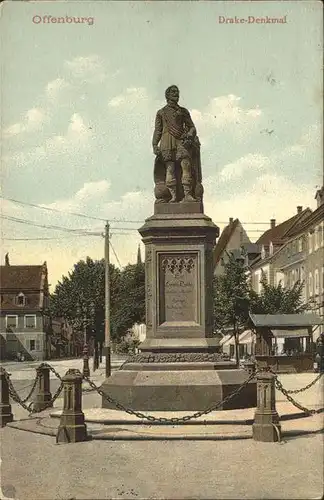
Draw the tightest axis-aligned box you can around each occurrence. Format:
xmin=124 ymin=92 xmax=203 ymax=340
xmin=308 ymin=233 xmax=313 ymax=254
xmin=295 ymin=268 xmax=300 ymax=282
xmin=309 ymin=273 xmax=313 ymax=296
xmin=301 ymin=266 xmax=305 ymax=282
xmin=298 ymin=238 xmax=303 ymax=252
xmin=15 ymin=293 xmax=26 ymax=306
xmin=315 ymin=269 xmax=319 ymax=294
xmin=6 ymin=315 xmax=18 ymax=328
xmin=317 ymin=225 xmax=323 ymax=248
xmin=269 ymin=241 xmax=273 ymax=256
xmin=25 ymin=315 xmax=36 ymax=328
xmin=30 ymin=339 xmax=40 ymax=351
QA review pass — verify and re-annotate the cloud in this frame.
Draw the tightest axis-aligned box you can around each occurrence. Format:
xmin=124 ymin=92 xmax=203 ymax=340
xmin=64 ymin=55 xmax=106 ymax=82
xmin=4 ymin=107 xmax=46 ymax=137
xmin=204 ymin=172 xmax=316 ymax=240
xmin=219 ymin=153 xmax=270 ymax=182
xmin=43 ymin=180 xmax=111 ymax=213
xmin=108 ymin=87 xmax=149 ymax=108
xmin=191 ymin=94 xmax=262 ymax=130
xmin=7 ymin=113 xmax=93 ymax=167
xmin=45 ymin=78 xmax=70 ymax=100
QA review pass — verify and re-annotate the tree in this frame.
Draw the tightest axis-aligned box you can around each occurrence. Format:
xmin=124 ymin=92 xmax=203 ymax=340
xmin=50 ymin=257 xmax=146 ymax=348
xmin=50 ymin=257 xmax=120 ymax=346
xmin=213 ymin=252 xmax=250 ymax=366
xmin=110 ymin=261 xmax=145 ymax=340
xmin=249 ymin=272 xmax=313 ymax=315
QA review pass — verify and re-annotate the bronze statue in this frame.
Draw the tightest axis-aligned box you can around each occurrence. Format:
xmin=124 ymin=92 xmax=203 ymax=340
xmin=152 ymin=85 xmax=203 ymax=204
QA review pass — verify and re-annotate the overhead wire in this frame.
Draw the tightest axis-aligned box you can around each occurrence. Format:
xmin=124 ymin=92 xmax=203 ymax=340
xmin=1 ymin=195 xmax=275 ymax=225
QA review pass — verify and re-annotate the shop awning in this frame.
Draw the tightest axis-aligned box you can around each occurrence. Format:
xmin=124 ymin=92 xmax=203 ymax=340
xmin=238 ymin=330 xmax=253 ymax=344
xmin=219 ymin=334 xmax=231 ymax=346
xmin=271 ymin=328 xmax=309 ymax=338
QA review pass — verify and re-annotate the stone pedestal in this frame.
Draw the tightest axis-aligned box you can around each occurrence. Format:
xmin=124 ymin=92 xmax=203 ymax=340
xmin=56 ymin=369 xmax=88 ymax=444
xmin=252 ymin=371 xmax=281 ymax=442
xmin=101 ymin=204 xmax=256 ymax=411
xmin=0 ymin=368 xmax=14 ymax=427
xmin=33 ymin=365 xmax=52 ymax=413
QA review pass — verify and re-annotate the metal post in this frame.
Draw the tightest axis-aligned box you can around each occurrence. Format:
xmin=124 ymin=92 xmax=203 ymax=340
xmin=82 ymin=332 xmax=90 ymax=378
xmin=33 ymin=365 xmax=52 ymax=412
xmin=252 ymin=371 xmax=281 ymax=442
xmin=0 ymin=368 xmax=13 ymax=427
xmin=105 ymin=221 xmax=111 ymax=377
xmin=56 ymin=369 xmax=88 ymax=444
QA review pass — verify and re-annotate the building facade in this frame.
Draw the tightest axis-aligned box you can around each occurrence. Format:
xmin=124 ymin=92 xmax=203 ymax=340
xmin=250 ymin=206 xmax=312 ymax=293
xmin=0 ymin=260 xmax=51 ymax=360
xmin=250 ymin=194 xmax=324 ymax=340
xmin=213 ymin=217 xmax=259 ymax=276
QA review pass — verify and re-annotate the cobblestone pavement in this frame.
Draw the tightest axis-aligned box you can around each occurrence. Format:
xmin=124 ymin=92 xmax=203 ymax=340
xmin=1 ymin=371 xmax=323 ymax=499
xmin=0 ymin=427 xmax=323 ymax=500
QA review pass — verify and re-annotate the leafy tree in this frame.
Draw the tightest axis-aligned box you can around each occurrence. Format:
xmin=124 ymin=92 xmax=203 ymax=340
xmin=249 ymin=272 xmax=311 ymax=315
xmin=213 ymin=252 xmax=250 ymax=366
xmin=50 ymin=257 xmax=146 ymax=348
xmin=111 ymin=262 xmax=145 ymax=340
xmin=50 ymin=257 xmax=120 ymax=345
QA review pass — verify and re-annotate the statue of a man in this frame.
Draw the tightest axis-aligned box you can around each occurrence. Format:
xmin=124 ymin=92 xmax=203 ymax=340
xmin=152 ymin=85 xmax=203 ymax=204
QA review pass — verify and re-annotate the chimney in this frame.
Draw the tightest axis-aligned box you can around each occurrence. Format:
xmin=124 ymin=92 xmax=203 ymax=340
xmin=270 ymin=219 xmax=276 ymax=229
xmin=229 ymin=217 xmax=234 ymax=224
xmin=297 ymin=206 xmax=302 ymax=214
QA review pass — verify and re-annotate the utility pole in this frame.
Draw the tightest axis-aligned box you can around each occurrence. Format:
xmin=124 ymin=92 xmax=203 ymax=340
xmin=104 ymin=222 xmax=111 ymax=377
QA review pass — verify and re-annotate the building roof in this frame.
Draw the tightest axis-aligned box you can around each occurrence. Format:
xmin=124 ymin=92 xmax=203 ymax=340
xmin=0 ymin=265 xmax=46 ymax=290
xmin=256 ymin=208 xmax=312 ymax=246
xmin=284 ymin=204 xmax=324 ymax=238
xmin=213 ymin=219 xmax=240 ymax=265
xmin=249 ymin=313 xmax=323 ymax=327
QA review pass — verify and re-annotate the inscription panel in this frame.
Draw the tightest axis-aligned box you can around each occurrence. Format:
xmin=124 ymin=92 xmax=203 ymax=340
xmin=158 ymin=253 xmax=198 ymax=324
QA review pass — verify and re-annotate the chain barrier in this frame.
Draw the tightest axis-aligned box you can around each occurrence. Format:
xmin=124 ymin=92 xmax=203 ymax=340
xmin=2 ymin=369 xmax=64 ymax=415
xmin=273 ymin=376 xmax=324 ymax=416
xmin=38 ymin=362 xmax=63 ymax=381
xmin=3 ymin=361 xmax=323 ymax=422
xmin=17 ymin=371 xmax=41 ymax=404
xmin=276 ymin=371 xmax=323 ymax=395
xmin=82 ymin=370 xmax=257 ymax=424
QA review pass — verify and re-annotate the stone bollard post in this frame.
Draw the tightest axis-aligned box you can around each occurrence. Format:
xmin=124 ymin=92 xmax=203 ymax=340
xmin=0 ymin=368 xmax=14 ymax=427
xmin=252 ymin=371 xmax=281 ymax=442
xmin=32 ymin=365 xmax=52 ymax=412
xmin=56 ymin=369 xmax=88 ymax=444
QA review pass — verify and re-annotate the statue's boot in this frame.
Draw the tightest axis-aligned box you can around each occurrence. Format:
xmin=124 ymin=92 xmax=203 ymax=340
xmin=182 ymin=185 xmax=196 ymax=202
xmin=168 ymin=187 xmax=177 ymax=203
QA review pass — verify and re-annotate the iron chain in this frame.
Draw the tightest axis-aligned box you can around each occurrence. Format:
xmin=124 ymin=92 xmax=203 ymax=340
xmin=274 ymin=376 xmax=324 ymax=415
xmin=276 ymin=372 xmax=323 ymax=395
xmin=82 ymin=370 xmax=257 ymax=424
xmin=18 ymin=371 xmax=41 ymax=404
xmin=3 ymin=369 xmax=64 ymax=415
xmin=38 ymin=362 xmax=63 ymax=381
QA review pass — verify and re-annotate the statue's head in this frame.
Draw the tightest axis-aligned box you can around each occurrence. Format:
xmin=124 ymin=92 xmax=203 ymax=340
xmin=165 ymin=85 xmax=179 ymax=104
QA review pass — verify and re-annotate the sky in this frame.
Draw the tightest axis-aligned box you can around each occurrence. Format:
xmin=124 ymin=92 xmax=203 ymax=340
xmin=0 ymin=1 xmax=323 ymax=290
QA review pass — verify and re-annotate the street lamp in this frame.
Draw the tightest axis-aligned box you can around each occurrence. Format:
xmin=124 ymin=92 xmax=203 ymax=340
xmin=76 ymin=301 xmax=91 ymax=378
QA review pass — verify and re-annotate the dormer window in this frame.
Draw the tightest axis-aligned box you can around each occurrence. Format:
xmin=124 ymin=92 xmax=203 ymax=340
xmin=269 ymin=241 xmax=273 ymax=256
xmin=261 ymin=245 xmax=266 ymax=259
xmin=15 ymin=293 xmax=26 ymax=306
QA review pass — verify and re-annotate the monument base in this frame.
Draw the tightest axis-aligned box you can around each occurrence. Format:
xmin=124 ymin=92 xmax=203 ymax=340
xmin=101 ymin=367 xmax=256 ymax=411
